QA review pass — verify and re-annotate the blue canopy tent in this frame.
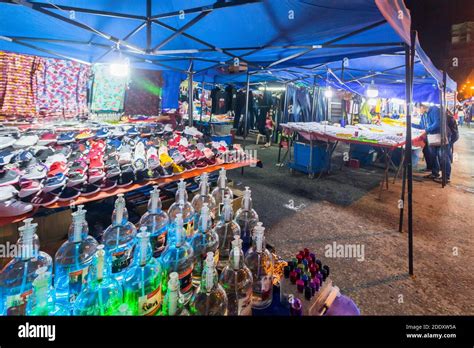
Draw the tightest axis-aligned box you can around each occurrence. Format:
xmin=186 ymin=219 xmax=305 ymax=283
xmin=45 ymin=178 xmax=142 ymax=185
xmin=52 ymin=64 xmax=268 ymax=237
xmin=0 ymin=0 xmax=456 ymax=275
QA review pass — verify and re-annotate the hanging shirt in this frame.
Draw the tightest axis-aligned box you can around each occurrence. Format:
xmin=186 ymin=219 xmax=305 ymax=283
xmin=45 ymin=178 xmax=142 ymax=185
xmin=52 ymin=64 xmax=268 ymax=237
xmin=36 ymin=57 xmax=90 ymax=118
xmin=91 ymin=64 xmax=128 ymax=112
xmin=0 ymin=51 xmax=43 ymax=117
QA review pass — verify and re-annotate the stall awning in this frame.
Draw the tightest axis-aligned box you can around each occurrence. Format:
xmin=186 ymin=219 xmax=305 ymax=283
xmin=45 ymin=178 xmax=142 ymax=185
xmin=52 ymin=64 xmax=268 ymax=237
xmin=0 ymin=0 xmax=455 ymax=92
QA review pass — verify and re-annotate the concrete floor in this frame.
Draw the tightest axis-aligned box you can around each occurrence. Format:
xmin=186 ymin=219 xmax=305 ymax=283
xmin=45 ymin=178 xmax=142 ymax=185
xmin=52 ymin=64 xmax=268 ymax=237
xmin=228 ymin=128 xmax=474 ymax=315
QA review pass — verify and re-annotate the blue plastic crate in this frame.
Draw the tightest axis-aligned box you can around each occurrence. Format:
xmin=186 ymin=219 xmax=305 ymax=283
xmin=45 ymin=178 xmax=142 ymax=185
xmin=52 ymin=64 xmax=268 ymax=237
xmin=349 ymin=144 xmax=376 ymax=166
xmin=211 ymin=135 xmax=233 ymax=145
xmin=289 ymin=141 xmax=330 ymax=174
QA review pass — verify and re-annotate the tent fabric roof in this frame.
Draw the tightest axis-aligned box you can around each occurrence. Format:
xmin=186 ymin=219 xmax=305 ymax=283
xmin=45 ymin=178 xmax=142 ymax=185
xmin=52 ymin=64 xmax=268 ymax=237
xmin=0 ymin=0 xmax=456 ymax=92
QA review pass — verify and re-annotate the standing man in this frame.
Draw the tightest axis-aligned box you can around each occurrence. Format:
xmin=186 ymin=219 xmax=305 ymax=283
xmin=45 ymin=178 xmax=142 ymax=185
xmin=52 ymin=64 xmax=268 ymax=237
xmin=413 ymin=103 xmax=441 ymax=179
xmin=413 ymin=103 xmax=434 ymax=173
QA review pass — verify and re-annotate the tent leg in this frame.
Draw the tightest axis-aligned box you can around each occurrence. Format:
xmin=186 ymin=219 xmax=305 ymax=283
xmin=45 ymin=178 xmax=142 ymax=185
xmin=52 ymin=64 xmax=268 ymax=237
xmin=405 ymin=33 xmax=416 ymax=276
xmin=398 ymin=161 xmax=407 ymax=233
xmin=441 ymin=71 xmax=448 ymax=187
xmin=188 ymin=70 xmax=194 ymax=127
xmin=243 ymin=71 xmax=250 ymax=148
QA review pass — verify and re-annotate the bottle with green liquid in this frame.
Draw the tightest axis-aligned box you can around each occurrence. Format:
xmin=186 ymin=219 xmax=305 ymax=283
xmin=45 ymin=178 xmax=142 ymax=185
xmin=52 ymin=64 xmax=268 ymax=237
xmin=123 ymin=229 xmax=163 ymax=316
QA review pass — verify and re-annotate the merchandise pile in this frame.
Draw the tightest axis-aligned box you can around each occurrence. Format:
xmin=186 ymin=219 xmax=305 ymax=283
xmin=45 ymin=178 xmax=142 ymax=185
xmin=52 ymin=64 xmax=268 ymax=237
xmin=0 ymin=173 xmax=350 ymax=316
xmin=281 ymin=122 xmax=425 ymax=146
xmin=0 ymin=121 xmax=249 ymax=218
xmin=0 ymin=175 xmax=276 ymax=316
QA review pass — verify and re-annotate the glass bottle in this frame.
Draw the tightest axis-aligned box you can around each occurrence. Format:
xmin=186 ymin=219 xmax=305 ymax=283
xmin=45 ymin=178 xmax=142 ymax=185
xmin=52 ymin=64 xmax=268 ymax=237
xmin=54 ymin=208 xmax=99 ymax=312
xmin=123 ymin=230 xmax=163 ymax=316
xmin=27 ymin=267 xmax=68 ymax=316
xmin=235 ymin=186 xmax=259 ymax=251
xmin=189 ymin=252 xmax=228 ymax=316
xmin=211 ymin=168 xmax=233 ymax=217
xmin=103 ymin=194 xmax=137 ymax=282
xmin=190 ymin=203 xmax=219 ymax=287
xmin=0 ymin=219 xmax=53 ymax=316
xmin=219 ymin=236 xmax=253 ymax=316
xmin=168 ymin=179 xmax=195 ymax=240
xmin=191 ymin=172 xmax=216 ymax=232
xmin=73 ymin=245 xmax=123 ymax=316
xmin=244 ymin=223 xmax=273 ymax=310
xmin=160 ymin=213 xmax=194 ymax=303
xmin=138 ymin=186 xmax=169 ymax=258
xmin=214 ymin=194 xmax=241 ymax=271
xmin=160 ymin=272 xmax=189 ymax=316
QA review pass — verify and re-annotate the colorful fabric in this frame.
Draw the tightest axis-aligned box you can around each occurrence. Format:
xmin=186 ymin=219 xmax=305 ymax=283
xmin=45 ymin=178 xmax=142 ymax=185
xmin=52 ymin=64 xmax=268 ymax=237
xmin=0 ymin=51 xmax=43 ymax=117
xmin=36 ymin=58 xmax=91 ymax=118
xmin=124 ymin=68 xmax=163 ymax=116
xmin=91 ymin=64 xmax=128 ymax=112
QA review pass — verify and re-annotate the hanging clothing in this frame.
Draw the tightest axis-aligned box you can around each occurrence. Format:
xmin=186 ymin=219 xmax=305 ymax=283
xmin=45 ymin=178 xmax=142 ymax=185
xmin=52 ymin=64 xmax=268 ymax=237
xmin=124 ymin=68 xmax=163 ymax=116
xmin=36 ymin=57 xmax=90 ymax=118
xmin=161 ymin=70 xmax=183 ymax=110
xmin=211 ymin=87 xmax=227 ymax=115
xmin=0 ymin=51 xmax=43 ymax=117
xmin=225 ymin=84 xmax=236 ymax=112
xmin=91 ymin=64 xmax=128 ymax=112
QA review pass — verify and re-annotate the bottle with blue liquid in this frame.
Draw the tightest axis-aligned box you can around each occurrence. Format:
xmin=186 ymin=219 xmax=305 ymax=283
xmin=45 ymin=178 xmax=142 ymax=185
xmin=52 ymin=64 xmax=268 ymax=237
xmin=191 ymin=203 xmax=219 ymax=287
xmin=0 ymin=219 xmax=52 ymax=315
xmin=103 ymin=194 xmax=137 ymax=282
xmin=161 ymin=213 xmax=195 ymax=303
xmin=54 ymin=206 xmax=98 ymax=312
xmin=138 ymin=186 xmax=169 ymax=258
xmin=73 ymin=245 xmax=123 ymax=316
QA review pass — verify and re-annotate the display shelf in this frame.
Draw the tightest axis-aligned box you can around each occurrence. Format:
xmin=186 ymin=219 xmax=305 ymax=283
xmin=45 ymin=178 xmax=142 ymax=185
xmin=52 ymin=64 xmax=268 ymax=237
xmin=0 ymin=159 xmax=258 ymax=228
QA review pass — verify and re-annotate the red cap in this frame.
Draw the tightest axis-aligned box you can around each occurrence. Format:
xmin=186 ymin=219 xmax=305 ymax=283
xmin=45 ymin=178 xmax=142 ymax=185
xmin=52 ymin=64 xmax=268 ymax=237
xmin=296 ymin=279 xmax=305 ymax=293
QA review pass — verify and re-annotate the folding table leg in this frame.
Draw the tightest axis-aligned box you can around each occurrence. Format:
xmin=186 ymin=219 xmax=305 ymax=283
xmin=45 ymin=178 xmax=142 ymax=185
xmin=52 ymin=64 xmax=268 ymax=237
xmin=378 ymin=148 xmax=390 ymax=199
xmin=393 ymin=149 xmax=405 ymax=184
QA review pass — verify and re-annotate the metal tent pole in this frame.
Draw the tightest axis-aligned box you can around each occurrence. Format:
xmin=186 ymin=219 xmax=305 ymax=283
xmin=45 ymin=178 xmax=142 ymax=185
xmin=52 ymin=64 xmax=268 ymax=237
xmin=277 ymin=83 xmax=289 ymax=164
xmin=441 ymin=71 xmax=448 ymax=188
xmin=188 ymin=69 xmax=194 ymax=127
xmin=311 ymin=76 xmax=317 ymax=121
xmin=406 ymin=31 xmax=416 ymax=276
xmin=243 ymin=71 xmax=250 ymax=148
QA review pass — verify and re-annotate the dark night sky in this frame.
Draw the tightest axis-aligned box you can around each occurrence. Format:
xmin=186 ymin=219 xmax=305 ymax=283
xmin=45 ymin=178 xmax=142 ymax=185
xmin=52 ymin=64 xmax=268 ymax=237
xmin=405 ymin=0 xmax=474 ymax=67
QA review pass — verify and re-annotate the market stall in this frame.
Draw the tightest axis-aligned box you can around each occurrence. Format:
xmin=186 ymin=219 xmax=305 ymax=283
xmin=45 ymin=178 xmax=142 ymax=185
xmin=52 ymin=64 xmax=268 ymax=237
xmin=0 ymin=0 xmax=457 ymax=319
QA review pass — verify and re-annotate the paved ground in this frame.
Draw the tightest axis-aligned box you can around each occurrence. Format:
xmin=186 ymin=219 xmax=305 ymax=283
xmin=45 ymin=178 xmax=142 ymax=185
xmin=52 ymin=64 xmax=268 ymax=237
xmin=228 ymin=128 xmax=474 ymax=315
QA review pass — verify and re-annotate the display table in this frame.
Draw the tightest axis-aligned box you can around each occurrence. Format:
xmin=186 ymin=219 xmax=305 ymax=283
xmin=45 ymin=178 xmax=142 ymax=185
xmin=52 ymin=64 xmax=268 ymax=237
xmin=280 ymin=122 xmax=425 ymax=197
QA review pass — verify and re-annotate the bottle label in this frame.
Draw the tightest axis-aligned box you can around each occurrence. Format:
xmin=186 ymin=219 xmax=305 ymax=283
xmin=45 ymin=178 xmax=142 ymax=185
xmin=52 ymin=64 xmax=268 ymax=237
xmin=183 ymin=221 xmax=194 ymax=238
xmin=111 ymin=247 xmax=134 ymax=274
xmin=138 ymin=285 xmax=162 ymax=316
xmin=6 ymin=290 xmax=33 ymax=316
xmin=68 ymin=267 xmax=89 ymax=304
xmin=238 ymin=295 xmax=252 ymax=316
xmin=178 ymin=267 xmax=193 ymax=294
xmin=150 ymin=232 xmax=167 ymax=258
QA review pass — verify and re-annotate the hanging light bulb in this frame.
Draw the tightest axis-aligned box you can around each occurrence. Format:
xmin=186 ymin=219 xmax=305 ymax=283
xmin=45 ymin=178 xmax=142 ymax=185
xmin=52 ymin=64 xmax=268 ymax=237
xmin=324 ymin=87 xmax=333 ymax=98
xmin=366 ymin=80 xmax=379 ymax=98
xmin=109 ymin=53 xmax=130 ymax=77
